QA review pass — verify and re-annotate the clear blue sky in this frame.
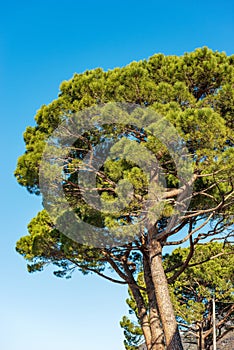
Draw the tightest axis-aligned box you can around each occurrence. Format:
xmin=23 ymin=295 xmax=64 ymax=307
xmin=0 ymin=1 xmax=233 ymax=349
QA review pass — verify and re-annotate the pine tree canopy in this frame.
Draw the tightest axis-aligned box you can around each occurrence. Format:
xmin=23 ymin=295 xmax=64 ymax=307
xmin=15 ymin=47 xmax=234 ymax=350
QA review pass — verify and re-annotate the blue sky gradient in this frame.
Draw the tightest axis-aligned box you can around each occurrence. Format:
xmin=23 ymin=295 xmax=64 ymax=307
xmin=0 ymin=1 xmax=233 ymax=349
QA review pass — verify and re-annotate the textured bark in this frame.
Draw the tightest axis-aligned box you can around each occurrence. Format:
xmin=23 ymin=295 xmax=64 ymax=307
xmin=129 ymin=283 xmax=152 ymax=350
xmin=199 ymin=323 xmax=205 ymax=350
xmin=149 ymin=238 xmax=184 ymax=350
xmin=143 ymin=253 xmax=165 ymax=350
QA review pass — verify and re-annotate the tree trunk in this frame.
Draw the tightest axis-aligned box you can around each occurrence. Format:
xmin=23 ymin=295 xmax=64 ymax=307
xmin=199 ymin=323 xmax=205 ymax=350
xmin=143 ymin=253 xmax=165 ymax=350
xmin=129 ymin=284 xmax=152 ymax=350
xmin=149 ymin=238 xmax=184 ymax=350
xmin=149 ymin=307 xmax=165 ymax=350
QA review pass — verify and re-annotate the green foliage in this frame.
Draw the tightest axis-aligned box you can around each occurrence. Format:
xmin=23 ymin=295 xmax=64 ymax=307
xmin=16 ymin=209 xmax=106 ymax=278
xmin=167 ymin=242 xmax=234 ymax=324
xmin=15 ymin=47 xmax=234 ymax=194
xmin=120 ymin=316 xmax=143 ymax=350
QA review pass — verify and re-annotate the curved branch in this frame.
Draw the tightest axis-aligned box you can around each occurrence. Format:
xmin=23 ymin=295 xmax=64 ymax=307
xmin=69 ymin=258 xmax=127 ymax=285
xmin=165 ymin=212 xmax=213 ymax=246
xmin=168 ymin=234 xmax=194 ymax=283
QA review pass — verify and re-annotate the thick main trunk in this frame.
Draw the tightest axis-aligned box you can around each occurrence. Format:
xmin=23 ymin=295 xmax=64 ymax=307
xmin=149 ymin=239 xmax=184 ymax=350
xmin=143 ymin=253 xmax=164 ymax=350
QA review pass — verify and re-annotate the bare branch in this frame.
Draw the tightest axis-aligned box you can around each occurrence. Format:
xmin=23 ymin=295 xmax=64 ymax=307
xmin=168 ymin=233 xmax=194 ymax=283
xmin=166 ymin=213 xmax=214 ymax=246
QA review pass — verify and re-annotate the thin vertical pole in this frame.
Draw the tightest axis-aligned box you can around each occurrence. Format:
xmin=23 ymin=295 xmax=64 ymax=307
xmin=212 ymin=296 xmax=216 ymax=350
